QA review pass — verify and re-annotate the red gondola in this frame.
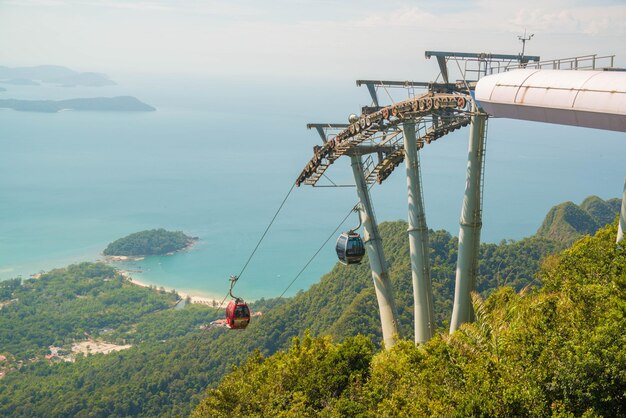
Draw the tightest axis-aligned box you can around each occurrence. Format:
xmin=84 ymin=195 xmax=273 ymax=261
xmin=225 ymin=276 xmax=250 ymax=330
xmin=226 ymin=298 xmax=250 ymax=329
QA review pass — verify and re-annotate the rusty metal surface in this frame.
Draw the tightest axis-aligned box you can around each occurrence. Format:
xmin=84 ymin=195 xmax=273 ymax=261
xmin=296 ymin=91 xmax=472 ymax=187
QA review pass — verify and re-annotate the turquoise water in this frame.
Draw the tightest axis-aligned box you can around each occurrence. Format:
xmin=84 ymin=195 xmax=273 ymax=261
xmin=1 ymin=78 xmax=625 ymax=299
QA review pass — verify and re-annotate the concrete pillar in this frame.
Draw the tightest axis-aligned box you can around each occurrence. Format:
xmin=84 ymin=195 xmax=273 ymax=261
xmin=450 ymin=106 xmax=487 ymax=333
xmin=350 ymin=154 xmax=400 ymax=348
xmin=402 ymin=122 xmax=434 ymax=344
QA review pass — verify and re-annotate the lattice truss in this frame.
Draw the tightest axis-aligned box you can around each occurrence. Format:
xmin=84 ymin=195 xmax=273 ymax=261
xmin=296 ymin=89 xmax=472 ymax=187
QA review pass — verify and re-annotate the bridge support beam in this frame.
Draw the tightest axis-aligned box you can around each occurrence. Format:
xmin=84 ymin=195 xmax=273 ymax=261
xmin=618 ymin=174 xmax=626 ymax=244
xmin=350 ymin=154 xmax=400 ymax=348
xmin=402 ymin=122 xmax=434 ymax=344
xmin=450 ymin=106 xmax=487 ymax=334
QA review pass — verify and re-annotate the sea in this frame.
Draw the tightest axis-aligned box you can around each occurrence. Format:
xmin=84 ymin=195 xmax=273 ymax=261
xmin=1 ymin=75 xmax=625 ymax=300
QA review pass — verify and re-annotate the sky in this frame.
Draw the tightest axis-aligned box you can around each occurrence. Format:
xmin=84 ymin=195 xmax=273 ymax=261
xmin=1 ymin=0 xmax=625 ymax=80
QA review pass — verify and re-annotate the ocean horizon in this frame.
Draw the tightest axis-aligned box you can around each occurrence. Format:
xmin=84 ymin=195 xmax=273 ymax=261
xmin=2 ymin=76 xmax=625 ymax=300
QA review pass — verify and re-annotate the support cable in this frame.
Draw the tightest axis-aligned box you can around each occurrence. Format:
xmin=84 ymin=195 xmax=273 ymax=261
xmin=235 ymin=183 xmax=296 ymax=282
xmin=322 ymin=173 xmax=338 ymax=186
xmin=211 ymin=183 xmax=297 ymax=310
xmin=262 ymin=203 xmax=359 ymax=315
xmin=206 ymin=149 xmax=388 ymax=319
xmin=380 ymin=83 xmax=396 ymax=105
xmin=452 ymin=57 xmax=474 ymax=101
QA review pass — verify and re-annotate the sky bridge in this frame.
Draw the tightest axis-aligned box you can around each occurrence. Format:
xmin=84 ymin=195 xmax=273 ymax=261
xmin=296 ymin=49 xmax=626 ymax=349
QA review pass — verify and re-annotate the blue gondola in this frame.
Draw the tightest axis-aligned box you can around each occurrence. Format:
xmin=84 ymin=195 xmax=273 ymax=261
xmin=336 ymin=230 xmax=365 ymax=265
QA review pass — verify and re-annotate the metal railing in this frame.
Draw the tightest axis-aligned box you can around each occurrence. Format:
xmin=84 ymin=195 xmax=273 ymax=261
xmin=504 ymin=54 xmax=616 ymax=71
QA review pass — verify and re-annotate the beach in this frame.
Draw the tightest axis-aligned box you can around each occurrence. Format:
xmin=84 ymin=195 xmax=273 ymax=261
xmin=118 ymin=270 xmax=227 ymax=308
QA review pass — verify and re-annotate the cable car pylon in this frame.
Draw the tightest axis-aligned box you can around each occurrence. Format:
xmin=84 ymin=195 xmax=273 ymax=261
xmin=449 ymin=103 xmax=488 ymax=333
xmin=350 ymin=154 xmax=400 ymax=347
xmin=402 ymin=121 xmax=435 ymax=344
xmin=296 ymin=85 xmax=472 ymax=348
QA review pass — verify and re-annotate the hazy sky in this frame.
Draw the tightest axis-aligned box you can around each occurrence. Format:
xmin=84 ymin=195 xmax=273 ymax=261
xmin=1 ymin=0 xmax=625 ymax=80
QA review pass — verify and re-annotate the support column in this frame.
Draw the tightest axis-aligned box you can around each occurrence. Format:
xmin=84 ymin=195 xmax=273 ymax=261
xmin=618 ymin=174 xmax=626 ymax=243
xmin=350 ymin=154 xmax=400 ymax=348
xmin=402 ymin=122 xmax=434 ymax=344
xmin=450 ymin=106 xmax=487 ymax=334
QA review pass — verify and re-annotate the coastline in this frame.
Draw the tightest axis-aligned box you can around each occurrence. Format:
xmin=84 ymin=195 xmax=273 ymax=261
xmin=101 ymin=237 xmax=218 ymax=305
xmin=118 ymin=270 xmax=227 ymax=308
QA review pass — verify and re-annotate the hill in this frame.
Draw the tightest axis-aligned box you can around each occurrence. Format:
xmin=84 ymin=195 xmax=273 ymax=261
xmin=536 ymin=195 xmax=620 ymax=246
xmin=0 ymin=263 xmax=182 ymax=360
xmin=0 ymin=263 xmax=219 ymax=417
xmin=0 ymin=224 xmax=560 ymax=417
xmin=0 ymin=196 xmax=619 ymax=416
xmin=103 ymin=229 xmax=197 ymax=257
xmin=0 ymin=96 xmax=155 ymax=113
xmin=193 ymin=223 xmax=626 ymax=417
xmin=0 ymin=65 xmax=115 ymax=87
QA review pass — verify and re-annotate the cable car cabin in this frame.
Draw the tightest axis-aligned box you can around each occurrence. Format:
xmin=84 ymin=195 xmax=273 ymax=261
xmin=225 ymin=299 xmax=251 ymax=330
xmin=336 ymin=231 xmax=365 ymax=265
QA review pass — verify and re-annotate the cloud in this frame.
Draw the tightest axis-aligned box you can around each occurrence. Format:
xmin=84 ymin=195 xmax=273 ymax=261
xmin=501 ymin=2 xmax=626 ymax=36
xmin=3 ymin=0 xmax=69 ymax=6
xmin=1 ymin=0 xmax=623 ymax=77
xmin=77 ymin=1 xmax=174 ymax=12
xmin=348 ymin=7 xmax=436 ymax=28
xmin=511 ymin=9 xmax=581 ymax=33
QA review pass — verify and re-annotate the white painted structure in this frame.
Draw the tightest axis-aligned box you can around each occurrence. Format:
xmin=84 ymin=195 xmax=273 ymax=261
xmin=402 ymin=122 xmax=434 ymax=344
xmin=350 ymin=155 xmax=400 ymax=347
xmin=475 ymin=69 xmax=626 ymax=132
xmin=449 ymin=105 xmax=487 ymax=333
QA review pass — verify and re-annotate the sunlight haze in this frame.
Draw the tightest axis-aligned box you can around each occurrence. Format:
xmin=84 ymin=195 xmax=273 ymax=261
xmin=2 ymin=0 xmax=625 ymax=79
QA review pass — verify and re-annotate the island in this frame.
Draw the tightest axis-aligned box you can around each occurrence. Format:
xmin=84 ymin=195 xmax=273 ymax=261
xmin=103 ymin=229 xmax=198 ymax=257
xmin=1 ymin=78 xmax=39 ymax=86
xmin=0 ymin=65 xmax=116 ymax=87
xmin=0 ymin=96 xmax=156 ymax=112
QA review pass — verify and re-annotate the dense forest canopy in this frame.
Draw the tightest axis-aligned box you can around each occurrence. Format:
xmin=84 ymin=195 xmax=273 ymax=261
xmin=0 ymin=263 xmax=180 ymax=359
xmin=536 ymin=195 xmax=620 ymax=246
xmin=2 ymin=223 xmax=559 ymax=417
xmin=103 ymin=228 xmax=197 ymax=256
xmin=0 ymin=196 xmax=621 ymax=417
xmin=194 ymin=222 xmax=626 ymax=417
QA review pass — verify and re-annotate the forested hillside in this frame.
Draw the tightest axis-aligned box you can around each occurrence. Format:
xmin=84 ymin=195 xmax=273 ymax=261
xmin=536 ymin=195 xmax=620 ymax=246
xmin=0 ymin=224 xmax=559 ymax=417
xmin=0 ymin=196 xmax=620 ymax=416
xmin=0 ymin=263 xmax=179 ymax=359
xmin=194 ymin=222 xmax=626 ymax=417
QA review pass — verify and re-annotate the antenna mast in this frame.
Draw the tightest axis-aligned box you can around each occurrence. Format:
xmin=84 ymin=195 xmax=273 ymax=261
xmin=518 ymin=30 xmax=534 ymax=62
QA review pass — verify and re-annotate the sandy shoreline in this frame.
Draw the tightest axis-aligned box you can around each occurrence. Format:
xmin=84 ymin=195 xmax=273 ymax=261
xmin=103 ymin=239 xmax=226 ymax=307
xmin=118 ymin=270 xmax=227 ymax=308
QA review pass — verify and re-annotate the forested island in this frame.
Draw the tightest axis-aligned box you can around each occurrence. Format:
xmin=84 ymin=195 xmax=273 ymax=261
xmin=0 ymin=196 xmax=622 ymax=417
xmin=0 ymin=96 xmax=155 ymax=113
xmin=103 ymin=228 xmax=198 ymax=257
